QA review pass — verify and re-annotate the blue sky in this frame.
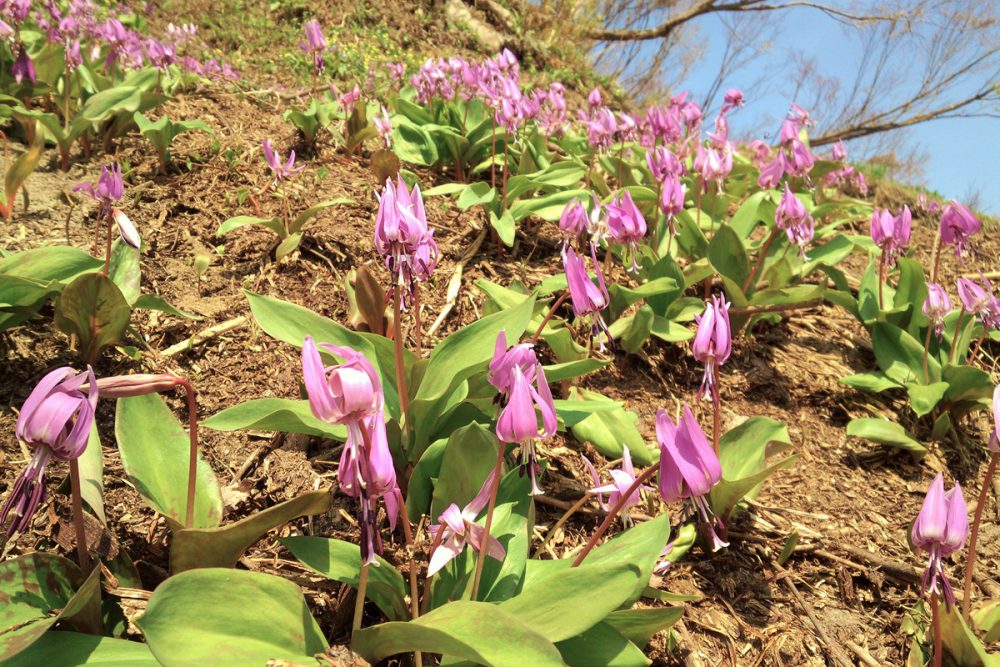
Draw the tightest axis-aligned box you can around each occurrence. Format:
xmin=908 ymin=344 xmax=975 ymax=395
xmin=608 ymin=7 xmax=999 ymax=214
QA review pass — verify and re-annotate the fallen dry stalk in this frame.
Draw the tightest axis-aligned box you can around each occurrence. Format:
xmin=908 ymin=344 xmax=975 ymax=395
xmin=160 ymin=315 xmax=248 ymax=358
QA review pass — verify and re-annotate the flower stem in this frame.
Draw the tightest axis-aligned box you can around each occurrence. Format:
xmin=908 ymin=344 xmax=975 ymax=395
xmin=68 ymin=459 xmax=90 ymax=574
xmin=102 ymin=213 xmax=113 ymax=277
xmin=394 ymin=488 xmax=423 ymax=667
xmin=572 ymin=464 xmax=657 ymax=567
xmin=741 ymin=227 xmax=778 ymax=294
xmin=501 ymin=137 xmax=510 ymax=206
xmin=533 ymin=493 xmax=591 ymax=558
xmin=392 ymin=288 xmax=410 ymax=416
xmin=175 ymin=379 xmax=200 ymax=529
xmin=490 ymin=119 xmax=497 ymax=190
xmin=421 ymin=528 xmax=444 ymax=615
xmin=931 ymin=591 xmax=943 ymax=667
xmin=877 ymin=252 xmax=886 ymax=311
xmin=413 ymin=284 xmax=423 ymax=357
xmin=930 ymin=233 xmax=943 ymax=284
xmin=353 ymin=559 xmax=369 ymax=635
xmin=711 ymin=368 xmax=721 ymax=456
xmin=470 ymin=444 xmax=505 ymax=601
xmin=948 ymin=309 xmax=966 ymax=366
xmin=530 ymin=292 xmax=570 ymax=344
xmin=967 ymin=332 xmax=987 ymax=367
xmin=961 ymin=450 xmax=998 ymax=621
xmin=922 ymin=323 xmax=934 ymax=384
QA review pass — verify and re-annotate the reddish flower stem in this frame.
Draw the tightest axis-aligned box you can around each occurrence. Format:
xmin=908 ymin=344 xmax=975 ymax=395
xmin=931 ymin=591 xmax=942 ymax=667
xmin=877 ymin=252 xmax=886 ymax=311
xmin=530 ymin=292 xmax=570 ymax=344
xmin=470 ymin=444 xmax=505 ymax=600
xmin=102 ymin=213 xmax=113 ymax=277
xmin=353 ymin=560 xmax=369 ymax=634
xmin=741 ymin=227 xmax=778 ymax=294
xmin=711 ymin=367 xmax=721 ymax=456
xmin=572 ymin=464 xmax=657 ymax=567
xmin=412 ymin=285 xmax=423 ymax=357
xmin=922 ymin=324 xmax=934 ymax=384
xmin=962 ymin=450 xmax=998 ymax=621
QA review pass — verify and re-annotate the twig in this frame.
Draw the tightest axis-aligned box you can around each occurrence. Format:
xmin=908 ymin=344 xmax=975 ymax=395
xmin=160 ymin=316 xmax=248 ymax=358
xmin=773 ymin=561 xmax=852 ymax=667
xmin=845 ymin=640 xmax=883 ymax=667
xmin=427 ymin=226 xmax=487 ymax=337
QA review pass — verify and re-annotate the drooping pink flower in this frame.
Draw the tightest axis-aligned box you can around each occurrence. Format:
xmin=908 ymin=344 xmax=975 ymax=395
xmin=558 ymin=199 xmax=588 ymax=248
xmin=427 ymin=469 xmax=506 ymax=576
xmin=775 ymin=184 xmax=814 ymax=257
xmin=301 ymin=20 xmax=327 ymax=75
xmin=563 ymin=245 xmax=612 ymax=351
xmin=659 ymin=173 xmax=685 ymax=228
xmin=1 ymin=367 xmax=98 ymax=536
xmin=74 ymin=164 xmax=124 ymax=215
xmin=657 ymin=405 xmax=727 ymax=551
xmin=301 ymin=337 xmax=397 ymax=562
xmin=12 ymin=44 xmax=35 ymax=83
xmin=490 ymin=331 xmax=557 ymax=495
xmin=605 ymin=190 xmax=647 ymax=272
xmin=374 ymin=176 xmax=438 ymax=304
xmin=870 ymin=206 xmax=911 ymax=267
xmin=911 ymin=474 xmax=968 ymax=608
xmin=647 ymin=146 xmax=682 ymax=182
xmin=692 ymin=295 xmax=731 ymax=401
xmin=373 ymin=106 xmax=392 ymax=148
xmin=923 ymin=283 xmax=952 ymax=339
xmin=939 ymin=201 xmax=980 ymax=258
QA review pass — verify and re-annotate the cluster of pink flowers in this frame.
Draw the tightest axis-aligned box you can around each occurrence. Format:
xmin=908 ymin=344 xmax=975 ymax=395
xmin=758 ymin=104 xmax=816 ymax=188
xmin=2 ymin=1 xmax=236 ymax=85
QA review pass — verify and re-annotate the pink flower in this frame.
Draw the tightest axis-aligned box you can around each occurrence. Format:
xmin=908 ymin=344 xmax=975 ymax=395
xmin=939 ymin=201 xmax=980 ymax=258
xmin=374 ymin=176 xmax=438 ymax=304
xmin=923 ymin=283 xmax=952 ymax=339
xmin=656 ymin=405 xmax=727 ymax=551
xmin=112 ymin=208 xmax=140 ymax=249
xmin=427 ymin=469 xmax=506 ymax=576
xmin=563 ymin=245 xmax=612 ymax=351
xmin=583 ymin=445 xmax=650 ymax=521
xmin=262 ymin=139 xmax=304 ymax=183
xmin=831 ymin=140 xmax=847 ymax=162
xmin=490 ymin=331 xmax=557 ymax=494
xmin=911 ymin=474 xmax=968 ymax=608
xmin=775 ymin=184 xmax=814 ymax=257
xmin=558 ymin=199 xmax=588 ymax=247
xmin=692 ymin=295 xmax=731 ymax=401
xmin=869 ymin=206 xmax=911 ymax=267
xmin=659 ymin=173 xmax=685 ymax=226
xmin=373 ymin=106 xmax=392 ymax=148
xmin=1 ymin=367 xmax=98 ymax=536
xmin=990 ymin=386 xmax=1000 ymax=453
xmin=605 ymin=190 xmax=647 ymax=272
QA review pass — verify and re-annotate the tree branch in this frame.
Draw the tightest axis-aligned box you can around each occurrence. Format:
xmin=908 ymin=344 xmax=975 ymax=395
xmin=585 ymin=0 xmax=899 ymax=42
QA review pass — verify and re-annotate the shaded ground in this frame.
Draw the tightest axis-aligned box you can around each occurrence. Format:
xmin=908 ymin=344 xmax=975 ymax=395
xmin=1 ymin=1 xmax=998 ymax=665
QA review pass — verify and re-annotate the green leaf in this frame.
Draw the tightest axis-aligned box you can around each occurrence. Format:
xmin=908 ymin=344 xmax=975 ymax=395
xmin=78 ymin=422 xmax=105 ymax=523
xmin=215 ymin=215 xmax=284 ymax=238
xmin=170 ymin=490 xmax=331 ymax=572
xmin=138 ymin=569 xmax=327 ymax=667
xmin=54 ymin=273 xmax=131 ymax=363
xmin=846 ymin=418 xmax=926 ymax=455
xmin=906 ymin=382 xmax=949 ymax=417
xmin=115 ymin=393 xmax=223 ymax=529
xmin=456 ymin=181 xmax=497 ymax=210
xmin=489 ymin=210 xmax=516 ymax=246
xmin=609 ymin=304 xmax=654 ymax=353
xmin=280 ymin=536 xmax=409 ymax=621
xmin=352 ymin=600 xmax=565 ymax=666
xmin=971 ymin=600 xmax=1000 ymax=644
xmin=289 ymin=197 xmax=354 ymax=234
xmin=609 ymin=277 xmax=678 ymax=318
xmin=499 ymin=562 xmax=642 ymax=642
xmin=406 ymin=437 xmax=448 ymax=521
xmin=431 ymin=423 xmax=499 ymax=518
xmin=943 ymin=365 xmax=994 ymax=406
xmin=393 ymin=120 xmax=438 ymax=166
xmin=650 ymin=315 xmax=694 ymax=343
xmin=509 ymin=189 xmax=590 ymax=223
xmin=938 ymin=604 xmax=995 ymax=667
xmin=3 ymin=131 xmax=44 ymax=214
xmin=873 ymin=321 xmax=940 ymax=384
xmin=409 ymin=292 xmax=536 ymax=457
xmin=524 ymin=514 xmax=671 ymax=608
xmin=477 ymin=468 xmax=534 ymax=602
xmin=0 ymin=553 xmax=100 ymax=661
xmin=274 ymin=232 xmax=302 ymax=260
xmin=839 ymin=371 xmax=901 ymax=393
xmin=568 ymin=388 xmax=655 ymax=465
xmin=605 ymin=606 xmax=684 ymax=647
xmin=133 ymin=294 xmax=202 ymax=320
xmin=245 ymin=291 xmax=411 ymax=420
xmin=556 ymin=622 xmax=650 ymax=667
xmin=1 ymin=632 xmax=157 ymax=666
xmin=709 ymin=417 xmax=797 ymax=520
xmin=543 ymin=358 xmax=610 ymax=383
xmin=708 ymin=224 xmax=750 ymax=288
xmin=109 ymin=239 xmax=141 ymax=306
xmin=0 ymin=245 xmax=102 ymax=283
xmin=202 ymin=398 xmax=346 ymax=440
